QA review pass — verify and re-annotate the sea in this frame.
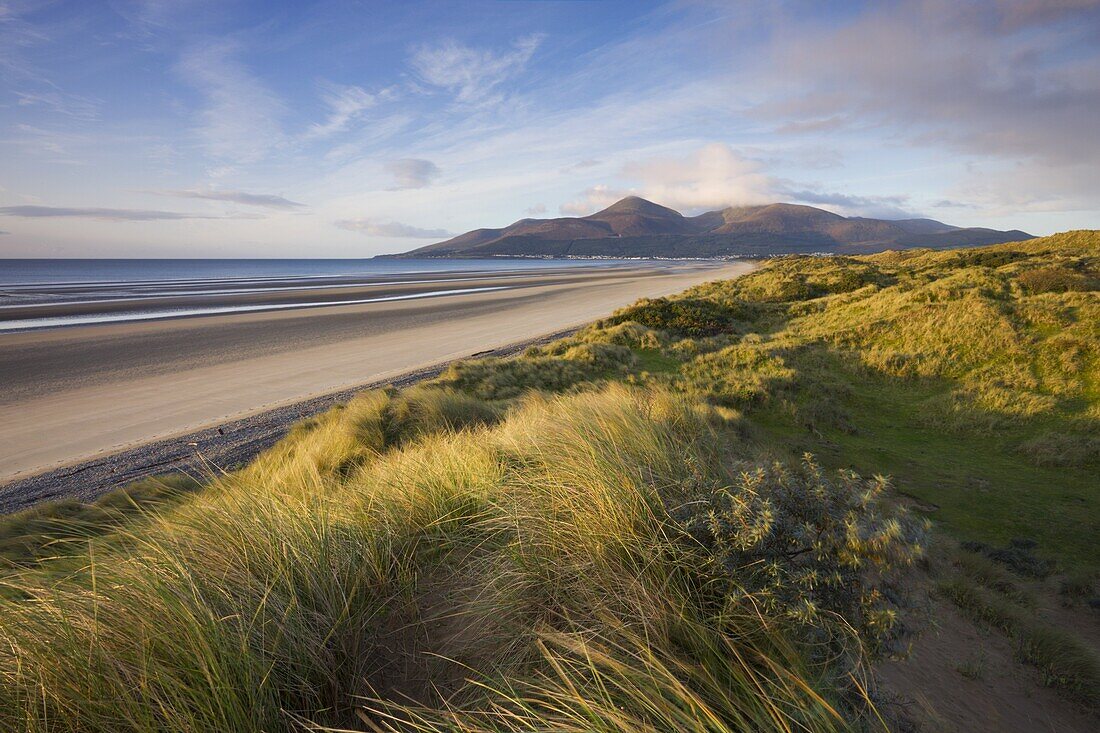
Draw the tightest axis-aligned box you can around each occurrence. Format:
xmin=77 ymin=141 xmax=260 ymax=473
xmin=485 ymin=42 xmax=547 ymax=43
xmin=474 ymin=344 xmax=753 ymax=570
xmin=0 ymin=258 xmax=629 ymax=287
xmin=0 ymin=257 xmax=641 ymax=332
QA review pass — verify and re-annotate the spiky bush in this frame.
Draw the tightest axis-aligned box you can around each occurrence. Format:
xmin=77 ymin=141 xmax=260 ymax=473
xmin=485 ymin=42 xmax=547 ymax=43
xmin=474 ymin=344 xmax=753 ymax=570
xmin=673 ymin=456 xmax=925 ymax=652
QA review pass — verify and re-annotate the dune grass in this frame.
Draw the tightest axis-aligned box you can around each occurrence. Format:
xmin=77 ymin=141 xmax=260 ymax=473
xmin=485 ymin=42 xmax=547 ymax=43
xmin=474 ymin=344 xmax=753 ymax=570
xmin=0 ymin=385 xmax=924 ymax=731
xmin=603 ymin=230 xmax=1098 ymax=570
xmin=0 ymin=230 xmax=1095 ymax=730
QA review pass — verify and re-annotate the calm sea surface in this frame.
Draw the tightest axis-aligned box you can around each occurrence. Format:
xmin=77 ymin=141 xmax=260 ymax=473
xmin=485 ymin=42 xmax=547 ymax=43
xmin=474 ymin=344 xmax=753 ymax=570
xmin=0 ymin=258 xmax=647 ymax=332
xmin=0 ymin=258 xmax=629 ymax=287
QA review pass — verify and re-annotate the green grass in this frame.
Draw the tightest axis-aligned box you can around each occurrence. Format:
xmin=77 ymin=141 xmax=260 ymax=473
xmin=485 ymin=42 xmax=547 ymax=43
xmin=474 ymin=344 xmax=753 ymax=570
xmin=0 ymin=230 xmax=1096 ymax=730
xmin=654 ymin=231 xmax=1100 ymax=570
xmin=817 ymin=372 xmax=1099 ymax=568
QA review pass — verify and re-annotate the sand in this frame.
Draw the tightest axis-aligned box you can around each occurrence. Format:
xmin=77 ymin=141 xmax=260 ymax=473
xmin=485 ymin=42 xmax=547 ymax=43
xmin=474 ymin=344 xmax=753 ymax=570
xmin=0 ymin=262 xmax=751 ymax=484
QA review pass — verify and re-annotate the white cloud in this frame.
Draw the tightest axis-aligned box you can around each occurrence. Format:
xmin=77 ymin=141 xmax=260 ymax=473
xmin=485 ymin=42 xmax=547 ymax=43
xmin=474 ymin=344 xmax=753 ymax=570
xmin=409 ymin=35 xmax=543 ymax=103
xmin=525 ymin=203 xmax=547 ymax=215
xmin=562 ymin=145 xmax=779 ymax=216
xmin=13 ymin=89 xmax=99 ymax=121
xmin=334 ymin=218 xmax=451 ymax=238
xmin=761 ymin=0 xmax=1100 ymax=209
xmin=177 ymin=40 xmax=285 ymax=166
xmin=306 ymin=84 xmax=385 ymax=139
xmin=622 ymin=144 xmax=779 ymax=212
xmin=780 ymin=189 xmax=914 ymax=218
xmin=384 ymin=158 xmax=440 ymax=189
xmin=560 ymin=185 xmax=631 ymax=216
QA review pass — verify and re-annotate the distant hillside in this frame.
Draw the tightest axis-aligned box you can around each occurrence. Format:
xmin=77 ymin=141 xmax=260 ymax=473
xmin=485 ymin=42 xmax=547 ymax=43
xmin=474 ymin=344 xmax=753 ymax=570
xmin=400 ymin=196 xmax=1032 ymax=258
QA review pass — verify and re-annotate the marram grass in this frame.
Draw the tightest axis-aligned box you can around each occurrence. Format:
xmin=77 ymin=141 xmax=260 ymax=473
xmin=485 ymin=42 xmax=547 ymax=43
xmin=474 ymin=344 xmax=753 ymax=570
xmin=1 ymin=230 xmax=1096 ymax=730
xmin=0 ymin=386 xmax=922 ymax=732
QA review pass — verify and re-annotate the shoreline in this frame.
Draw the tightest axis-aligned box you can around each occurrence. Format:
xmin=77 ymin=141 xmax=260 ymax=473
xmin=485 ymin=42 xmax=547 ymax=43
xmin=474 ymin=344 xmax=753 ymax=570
xmin=0 ymin=261 xmax=753 ymax=509
xmin=0 ymin=328 xmax=576 ymax=514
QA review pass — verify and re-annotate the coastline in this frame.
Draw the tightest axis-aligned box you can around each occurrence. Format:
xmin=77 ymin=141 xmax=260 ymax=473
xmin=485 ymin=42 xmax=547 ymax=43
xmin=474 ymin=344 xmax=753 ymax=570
xmin=0 ymin=327 xmax=575 ymax=514
xmin=0 ymin=261 xmax=752 ymax=508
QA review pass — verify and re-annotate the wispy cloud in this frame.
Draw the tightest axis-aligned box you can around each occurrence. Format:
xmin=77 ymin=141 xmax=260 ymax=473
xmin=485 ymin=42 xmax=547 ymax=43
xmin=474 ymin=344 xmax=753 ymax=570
xmin=151 ymin=189 xmax=306 ymax=210
xmin=409 ymin=35 xmax=543 ymax=103
xmin=306 ymin=84 xmax=386 ymax=139
xmin=0 ymin=205 xmax=243 ymax=221
xmin=525 ymin=203 xmax=547 ymax=215
xmin=781 ymin=189 xmax=914 ymax=218
xmin=334 ymin=218 xmax=451 ymax=238
xmin=0 ymin=3 xmax=102 ymax=129
xmin=384 ymin=158 xmax=440 ymax=189
xmin=177 ymin=40 xmax=285 ymax=167
xmin=13 ymin=89 xmax=100 ymax=121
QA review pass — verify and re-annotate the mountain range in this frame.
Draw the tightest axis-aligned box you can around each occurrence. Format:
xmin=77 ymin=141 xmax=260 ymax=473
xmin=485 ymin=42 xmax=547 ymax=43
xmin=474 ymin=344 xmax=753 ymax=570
xmin=398 ymin=197 xmax=1032 ymax=258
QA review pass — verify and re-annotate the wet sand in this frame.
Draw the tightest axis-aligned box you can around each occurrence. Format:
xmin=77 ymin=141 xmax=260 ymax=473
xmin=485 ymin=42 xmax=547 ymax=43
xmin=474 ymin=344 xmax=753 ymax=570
xmin=0 ymin=261 xmax=751 ymax=488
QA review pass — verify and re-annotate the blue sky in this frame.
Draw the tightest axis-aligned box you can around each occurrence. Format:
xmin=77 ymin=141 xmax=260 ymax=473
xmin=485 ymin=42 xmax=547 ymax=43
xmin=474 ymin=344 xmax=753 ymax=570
xmin=1 ymin=0 xmax=1098 ymax=257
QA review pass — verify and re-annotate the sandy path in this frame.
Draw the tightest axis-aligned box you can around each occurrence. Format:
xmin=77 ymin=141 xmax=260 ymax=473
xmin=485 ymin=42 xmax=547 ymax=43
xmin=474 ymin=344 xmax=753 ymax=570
xmin=0 ymin=262 xmax=750 ymax=482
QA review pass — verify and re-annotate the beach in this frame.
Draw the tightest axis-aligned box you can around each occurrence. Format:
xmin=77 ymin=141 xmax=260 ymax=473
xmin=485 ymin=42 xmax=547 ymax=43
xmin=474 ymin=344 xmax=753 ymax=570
xmin=0 ymin=261 xmax=751 ymax=494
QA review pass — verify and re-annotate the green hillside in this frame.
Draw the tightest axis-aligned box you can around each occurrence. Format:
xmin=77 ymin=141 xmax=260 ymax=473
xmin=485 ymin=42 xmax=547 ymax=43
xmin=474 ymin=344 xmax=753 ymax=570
xmin=0 ymin=231 xmax=1096 ymax=731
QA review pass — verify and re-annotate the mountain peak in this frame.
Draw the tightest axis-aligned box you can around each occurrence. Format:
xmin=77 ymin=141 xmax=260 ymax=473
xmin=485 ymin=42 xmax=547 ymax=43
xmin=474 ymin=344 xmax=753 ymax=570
xmin=399 ymin=199 xmax=1032 ymax=258
xmin=592 ymin=196 xmax=683 ymax=219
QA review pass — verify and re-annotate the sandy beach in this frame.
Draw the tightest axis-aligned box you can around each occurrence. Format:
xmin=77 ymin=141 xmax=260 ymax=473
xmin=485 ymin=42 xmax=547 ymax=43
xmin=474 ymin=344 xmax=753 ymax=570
xmin=0 ymin=261 xmax=751 ymax=488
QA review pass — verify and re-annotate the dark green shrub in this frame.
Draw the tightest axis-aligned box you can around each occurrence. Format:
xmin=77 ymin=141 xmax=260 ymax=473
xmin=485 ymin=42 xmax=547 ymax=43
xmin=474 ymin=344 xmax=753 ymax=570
xmin=957 ymin=250 xmax=1025 ymax=268
xmin=672 ymin=455 xmax=926 ymax=652
xmin=1017 ymin=266 xmax=1094 ymax=294
xmin=960 ymin=539 xmax=1056 ymax=578
xmin=605 ymin=297 xmax=744 ymax=337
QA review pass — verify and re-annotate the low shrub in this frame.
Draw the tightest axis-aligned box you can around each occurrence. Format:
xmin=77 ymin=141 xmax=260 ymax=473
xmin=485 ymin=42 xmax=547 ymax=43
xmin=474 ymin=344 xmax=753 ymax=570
xmin=1017 ymin=266 xmax=1095 ymax=294
xmin=605 ymin=296 xmax=744 ymax=337
xmin=672 ymin=455 xmax=926 ymax=653
xmin=937 ymin=577 xmax=1024 ymax=632
xmin=1016 ymin=431 xmax=1100 ymax=467
xmin=952 ymin=550 xmax=1033 ymax=605
xmin=960 ymin=539 xmax=1057 ymax=579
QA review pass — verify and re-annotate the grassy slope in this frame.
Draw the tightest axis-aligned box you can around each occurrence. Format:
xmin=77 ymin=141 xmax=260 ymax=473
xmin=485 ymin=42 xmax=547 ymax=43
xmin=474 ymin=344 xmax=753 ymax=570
xmin=0 ymin=230 xmax=1096 ymax=731
xmin=634 ymin=230 xmax=1097 ymax=569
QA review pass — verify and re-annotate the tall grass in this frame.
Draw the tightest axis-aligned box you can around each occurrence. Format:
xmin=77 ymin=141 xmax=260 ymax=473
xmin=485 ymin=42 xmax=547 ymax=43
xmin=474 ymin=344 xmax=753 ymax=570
xmin=0 ymin=385 xmax=921 ymax=731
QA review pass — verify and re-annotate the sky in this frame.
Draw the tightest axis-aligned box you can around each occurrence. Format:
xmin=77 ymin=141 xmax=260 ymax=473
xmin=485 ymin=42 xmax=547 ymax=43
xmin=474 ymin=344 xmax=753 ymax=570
xmin=0 ymin=0 xmax=1098 ymax=258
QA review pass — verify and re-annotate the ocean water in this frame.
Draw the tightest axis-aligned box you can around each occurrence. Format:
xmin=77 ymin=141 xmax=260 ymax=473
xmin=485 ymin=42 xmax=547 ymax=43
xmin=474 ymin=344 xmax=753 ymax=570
xmin=0 ymin=257 xmax=626 ymax=287
xmin=0 ymin=257 xmax=642 ymax=333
